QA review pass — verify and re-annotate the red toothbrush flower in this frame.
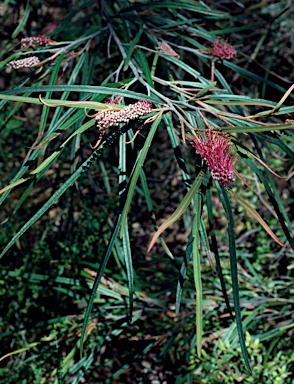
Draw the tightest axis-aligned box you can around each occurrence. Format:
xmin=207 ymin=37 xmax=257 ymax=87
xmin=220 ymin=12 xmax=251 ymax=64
xmin=211 ymin=38 xmax=237 ymax=60
xmin=190 ymin=130 xmax=236 ymax=188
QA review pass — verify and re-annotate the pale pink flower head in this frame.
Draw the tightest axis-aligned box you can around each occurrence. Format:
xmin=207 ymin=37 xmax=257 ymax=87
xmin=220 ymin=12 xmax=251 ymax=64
xmin=7 ymin=56 xmax=40 ymax=69
xmin=190 ymin=130 xmax=236 ymax=188
xmin=96 ymin=99 xmax=153 ymax=129
xmin=21 ymin=35 xmax=51 ymax=48
xmin=211 ymin=38 xmax=236 ymax=60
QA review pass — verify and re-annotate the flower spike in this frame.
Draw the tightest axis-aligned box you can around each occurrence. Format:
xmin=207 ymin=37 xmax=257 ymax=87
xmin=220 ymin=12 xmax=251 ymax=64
xmin=7 ymin=56 xmax=40 ymax=69
xmin=21 ymin=35 xmax=51 ymax=48
xmin=190 ymin=130 xmax=236 ymax=188
xmin=95 ymin=100 xmax=153 ymax=129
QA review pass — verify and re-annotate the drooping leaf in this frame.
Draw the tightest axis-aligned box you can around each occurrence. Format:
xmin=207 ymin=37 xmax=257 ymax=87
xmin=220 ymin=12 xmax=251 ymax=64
xmin=219 ymin=187 xmax=252 ymax=374
xmin=228 ymin=189 xmax=286 ymax=248
xmin=148 ymin=170 xmax=205 ymax=251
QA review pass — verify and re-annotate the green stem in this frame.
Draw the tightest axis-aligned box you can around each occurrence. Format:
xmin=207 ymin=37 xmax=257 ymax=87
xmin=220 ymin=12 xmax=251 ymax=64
xmin=151 ymin=53 xmax=159 ymax=78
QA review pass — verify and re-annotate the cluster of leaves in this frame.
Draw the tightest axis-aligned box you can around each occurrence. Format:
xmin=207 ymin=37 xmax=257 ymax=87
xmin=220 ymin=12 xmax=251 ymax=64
xmin=0 ymin=0 xmax=293 ymax=382
xmin=190 ymin=332 xmax=293 ymax=383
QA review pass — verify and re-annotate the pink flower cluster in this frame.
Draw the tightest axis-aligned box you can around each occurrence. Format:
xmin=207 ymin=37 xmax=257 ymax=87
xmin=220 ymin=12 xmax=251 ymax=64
xmin=96 ymin=100 xmax=153 ymax=129
xmin=21 ymin=35 xmax=51 ymax=48
xmin=211 ymin=38 xmax=236 ymax=60
xmin=7 ymin=56 xmax=40 ymax=69
xmin=190 ymin=130 xmax=236 ymax=188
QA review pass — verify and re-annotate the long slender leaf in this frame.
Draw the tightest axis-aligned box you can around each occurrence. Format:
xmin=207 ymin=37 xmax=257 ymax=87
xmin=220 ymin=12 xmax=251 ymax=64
xmin=119 ymin=132 xmax=134 ymax=317
xmin=0 ymin=122 xmax=135 ymax=259
xmin=242 ymin=157 xmax=294 ymax=249
xmin=12 ymin=0 xmax=30 ymax=38
xmin=228 ymin=189 xmax=286 ymax=248
xmin=122 ymin=220 xmax=134 ymax=317
xmin=192 ymin=192 xmax=202 ymax=357
xmin=148 ymin=170 xmax=205 ymax=251
xmin=176 ymin=232 xmax=194 ymax=314
xmin=79 ymin=186 xmax=129 ymax=357
xmin=119 ymin=113 xmax=162 ymax=237
xmin=121 ymin=1 xmax=229 ymax=18
xmin=205 ymin=187 xmax=233 ymax=318
xmin=0 ymin=85 xmax=159 ymax=103
xmin=219 ymin=187 xmax=252 ymax=374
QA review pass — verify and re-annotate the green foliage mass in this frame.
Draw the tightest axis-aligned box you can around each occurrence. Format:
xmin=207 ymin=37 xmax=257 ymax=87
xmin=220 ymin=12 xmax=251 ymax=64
xmin=0 ymin=0 xmax=293 ymax=382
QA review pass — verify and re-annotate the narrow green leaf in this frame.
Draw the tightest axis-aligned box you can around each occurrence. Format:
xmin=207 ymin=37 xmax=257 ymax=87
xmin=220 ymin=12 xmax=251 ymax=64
xmin=124 ymin=28 xmax=144 ymax=70
xmin=205 ymin=187 xmax=233 ymax=317
xmin=242 ymin=157 xmax=294 ymax=249
xmin=122 ymin=1 xmax=228 ymax=18
xmin=225 ymin=61 xmax=294 ymax=98
xmin=80 ymin=202 xmax=124 ymax=358
xmin=119 ymin=132 xmax=134 ymax=316
xmin=119 ymin=114 xmax=162 ymax=237
xmin=218 ymin=187 xmax=252 ymax=374
xmin=222 ymin=122 xmax=294 ymax=134
xmin=195 ymin=82 xmax=217 ymax=97
xmin=0 ymin=118 xmax=95 ymax=195
xmin=192 ymin=192 xmax=203 ymax=357
xmin=256 ymin=132 xmax=294 ymax=158
xmin=122 ymin=220 xmax=134 ymax=317
xmin=205 ymin=100 xmax=274 ymax=107
xmin=0 ymin=342 xmax=39 ymax=362
xmin=176 ymin=233 xmax=193 ymax=314
xmin=137 ymin=49 xmax=154 ymax=87
xmin=139 ymin=167 xmax=173 ymax=258
xmin=0 ymin=67 xmax=42 ymax=110
xmin=148 ymin=170 xmax=205 ymax=251
xmin=227 ymin=189 xmax=286 ymax=248
xmin=164 ymin=114 xmax=191 ymax=187
xmin=12 ymin=0 xmax=30 ymax=38
xmin=213 ymin=68 xmax=242 ymax=114
xmin=0 ymin=52 xmax=18 ymax=70
xmin=0 ymin=123 xmax=134 ymax=259
xmin=0 ymin=94 xmax=107 ymax=109
xmin=72 ymin=349 xmax=95 ymax=383
xmin=79 ymin=121 xmax=145 ymax=357
xmin=39 ymin=55 xmax=64 ymax=133
xmin=159 ymin=55 xmax=206 ymax=83
xmin=0 ymin=85 xmax=159 ymax=103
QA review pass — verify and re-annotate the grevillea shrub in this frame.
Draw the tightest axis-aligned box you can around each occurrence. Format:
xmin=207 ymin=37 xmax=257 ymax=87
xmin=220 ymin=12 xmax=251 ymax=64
xmin=0 ymin=1 xmax=293 ymax=382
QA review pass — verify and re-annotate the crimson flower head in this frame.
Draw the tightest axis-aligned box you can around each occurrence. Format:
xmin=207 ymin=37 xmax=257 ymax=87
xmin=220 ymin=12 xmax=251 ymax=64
xmin=211 ymin=38 xmax=236 ymax=60
xmin=190 ymin=130 xmax=236 ymax=188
